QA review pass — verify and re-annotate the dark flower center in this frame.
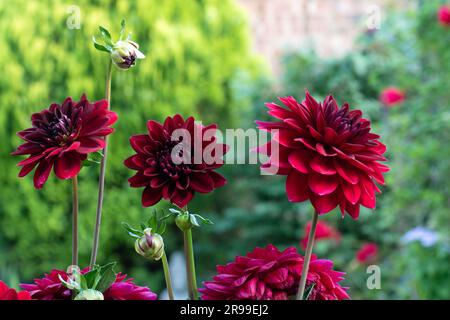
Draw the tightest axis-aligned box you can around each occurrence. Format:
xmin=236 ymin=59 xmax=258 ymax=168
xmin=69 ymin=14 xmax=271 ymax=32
xmin=153 ymin=139 xmax=193 ymax=180
xmin=41 ymin=108 xmax=79 ymax=146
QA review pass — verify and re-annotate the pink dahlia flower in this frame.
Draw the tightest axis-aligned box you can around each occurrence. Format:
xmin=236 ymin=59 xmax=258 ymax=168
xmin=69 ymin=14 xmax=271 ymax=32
xmin=300 ymin=220 xmax=341 ymax=249
xmin=12 ymin=95 xmax=117 ymax=188
xmin=356 ymin=243 xmax=379 ymax=264
xmin=438 ymin=5 xmax=450 ymax=26
xmin=200 ymin=244 xmax=349 ymax=300
xmin=0 ymin=281 xmax=31 ymax=300
xmin=379 ymin=87 xmax=405 ymax=107
xmin=20 ymin=269 xmax=156 ymax=300
xmin=257 ymin=92 xmax=389 ymax=219
xmin=125 ymin=114 xmax=228 ymax=208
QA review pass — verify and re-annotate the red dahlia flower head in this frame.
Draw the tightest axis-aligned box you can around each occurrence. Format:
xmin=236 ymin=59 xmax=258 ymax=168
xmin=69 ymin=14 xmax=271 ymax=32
xmin=125 ymin=114 xmax=228 ymax=208
xmin=12 ymin=95 xmax=117 ymax=189
xmin=200 ymin=244 xmax=349 ymax=300
xmin=20 ymin=269 xmax=156 ymax=300
xmin=257 ymin=92 xmax=389 ymax=219
xmin=379 ymin=87 xmax=405 ymax=107
xmin=305 ymin=255 xmax=350 ymax=300
xmin=300 ymin=220 xmax=341 ymax=249
xmin=356 ymin=243 xmax=379 ymax=265
xmin=438 ymin=5 xmax=450 ymax=26
xmin=0 ymin=281 xmax=31 ymax=300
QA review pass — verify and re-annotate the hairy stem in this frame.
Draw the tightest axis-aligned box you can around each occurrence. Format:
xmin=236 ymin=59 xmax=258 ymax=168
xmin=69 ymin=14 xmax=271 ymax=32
xmin=71 ymin=176 xmax=79 ymax=266
xmin=183 ymin=228 xmax=198 ymax=300
xmin=90 ymin=59 xmax=113 ymax=267
xmin=161 ymin=251 xmax=175 ymax=300
xmin=296 ymin=210 xmax=319 ymax=300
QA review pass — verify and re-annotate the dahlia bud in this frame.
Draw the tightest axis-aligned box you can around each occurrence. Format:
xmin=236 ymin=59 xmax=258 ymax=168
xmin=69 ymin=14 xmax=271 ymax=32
xmin=74 ymin=289 xmax=104 ymax=300
xmin=175 ymin=212 xmax=192 ymax=231
xmin=135 ymin=228 xmax=164 ymax=261
xmin=111 ymin=40 xmax=145 ymax=70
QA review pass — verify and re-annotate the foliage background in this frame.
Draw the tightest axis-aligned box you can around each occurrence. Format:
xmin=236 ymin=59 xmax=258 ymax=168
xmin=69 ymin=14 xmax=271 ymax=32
xmin=0 ymin=0 xmax=449 ymax=299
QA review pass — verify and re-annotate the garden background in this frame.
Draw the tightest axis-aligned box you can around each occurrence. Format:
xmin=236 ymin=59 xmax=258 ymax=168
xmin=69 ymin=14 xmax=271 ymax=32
xmin=0 ymin=0 xmax=448 ymax=299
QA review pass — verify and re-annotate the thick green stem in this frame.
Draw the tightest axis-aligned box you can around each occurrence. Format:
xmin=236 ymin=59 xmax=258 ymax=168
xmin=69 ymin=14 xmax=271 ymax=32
xmin=90 ymin=60 xmax=113 ymax=267
xmin=296 ymin=210 xmax=319 ymax=300
xmin=71 ymin=176 xmax=79 ymax=266
xmin=161 ymin=251 xmax=174 ymax=300
xmin=183 ymin=228 xmax=198 ymax=300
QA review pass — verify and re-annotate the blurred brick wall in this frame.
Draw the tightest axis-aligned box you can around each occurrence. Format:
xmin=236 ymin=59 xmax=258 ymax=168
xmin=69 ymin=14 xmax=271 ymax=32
xmin=237 ymin=0 xmax=411 ymax=74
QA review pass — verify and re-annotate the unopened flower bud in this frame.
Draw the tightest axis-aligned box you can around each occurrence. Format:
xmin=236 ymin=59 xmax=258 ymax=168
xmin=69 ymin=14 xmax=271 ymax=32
xmin=74 ymin=289 xmax=104 ymax=300
xmin=135 ymin=228 xmax=164 ymax=260
xmin=111 ymin=40 xmax=145 ymax=70
xmin=175 ymin=213 xmax=192 ymax=231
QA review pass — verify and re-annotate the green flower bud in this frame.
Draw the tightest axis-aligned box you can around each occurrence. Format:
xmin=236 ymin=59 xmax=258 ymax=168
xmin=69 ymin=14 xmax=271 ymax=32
xmin=135 ymin=228 xmax=164 ymax=261
xmin=175 ymin=212 xmax=192 ymax=231
xmin=111 ymin=40 xmax=145 ymax=70
xmin=74 ymin=289 xmax=104 ymax=300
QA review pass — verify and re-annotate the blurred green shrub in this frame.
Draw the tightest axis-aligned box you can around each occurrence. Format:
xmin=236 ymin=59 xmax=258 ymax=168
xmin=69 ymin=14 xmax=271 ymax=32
xmin=0 ymin=0 xmax=262 ymax=292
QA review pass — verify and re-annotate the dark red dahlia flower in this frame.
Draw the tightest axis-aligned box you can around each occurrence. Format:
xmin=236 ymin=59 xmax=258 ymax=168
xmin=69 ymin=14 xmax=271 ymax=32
xmin=379 ymin=87 xmax=405 ymax=107
xmin=125 ymin=114 xmax=228 ymax=208
xmin=305 ymin=255 xmax=350 ymax=300
xmin=438 ymin=5 xmax=450 ymax=26
xmin=12 ymin=95 xmax=117 ymax=189
xmin=0 ymin=281 xmax=31 ymax=300
xmin=356 ymin=243 xmax=379 ymax=265
xmin=300 ymin=220 xmax=341 ymax=249
xmin=257 ymin=92 xmax=389 ymax=219
xmin=199 ymin=244 xmax=349 ymax=300
xmin=20 ymin=269 xmax=156 ymax=300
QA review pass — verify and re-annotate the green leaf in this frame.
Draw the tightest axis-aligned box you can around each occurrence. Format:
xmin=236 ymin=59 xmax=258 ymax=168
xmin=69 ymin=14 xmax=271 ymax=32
xmin=119 ymin=19 xmax=126 ymax=40
xmin=169 ymin=208 xmax=182 ymax=215
xmin=96 ymin=262 xmax=117 ymax=293
xmin=83 ymin=269 xmax=100 ymax=289
xmin=303 ymin=283 xmax=316 ymax=300
xmin=122 ymin=222 xmax=143 ymax=239
xmin=189 ymin=214 xmax=201 ymax=227
xmin=92 ymin=36 xmax=112 ymax=53
xmin=99 ymin=26 xmax=112 ymax=41
xmin=191 ymin=214 xmax=213 ymax=226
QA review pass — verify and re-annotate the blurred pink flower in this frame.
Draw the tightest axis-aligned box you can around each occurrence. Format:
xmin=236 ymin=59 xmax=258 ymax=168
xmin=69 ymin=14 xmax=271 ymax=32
xmin=379 ymin=87 xmax=405 ymax=107
xmin=356 ymin=243 xmax=379 ymax=264
xmin=300 ymin=220 xmax=341 ymax=249
xmin=0 ymin=281 xmax=31 ymax=300
xmin=437 ymin=5 xmax=450 ymax=26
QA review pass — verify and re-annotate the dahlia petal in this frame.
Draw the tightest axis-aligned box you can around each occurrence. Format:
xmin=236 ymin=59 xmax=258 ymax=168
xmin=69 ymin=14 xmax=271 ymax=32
xmin=316 ymin=143 xmax=337 ymax=156
xmin=323 ymin=127 xmax=338 ymax=144
xmin=286 ymin=170 xmax=309 ymax=202
xmin=54 ymin=152 xmax=82 ymax=180
xmin=170 ymin=189 xmax=194 ymax=208
xmin=130 ymin=135 xmax=151 ymax=154
xmin=295 ymin=137 xmax=316 ymax=151
xmin=308 ymin=173 xmax=338 ymax=195
xmin=288 ymin=150 xmax=310 ymax=174
xmin=345 ymin=202 xmax=360 ymax=219
xmin=310 ymin=155 xmax=337 ymax=175
xmin=18 ymin=153 xmax=45 ymax=166
xmin=11 ymin=142 xmax=43 ymax=155
xmin=190 ymin=172 xmax=215 ymax=193
xmin=310 ymin=192 xmax=339 ymax=214
xmin=334 ymin=159 xmax=359 ymax=184
xmin=283 ymin=118 xmax=308 ymax=135
xmin=150 ymin=176 xmax=168 ymax=188
xmin=307 ymin=125 xmax=322 ymax=141
xmin=141 ymin=186 xmax=163 ymax=207
xmin=129 ymin=172 xmax=150 ymax=187
xmin=124 ymin=155 xmax=146 ymax=170
xmin=33 ymin=159 xmax=54 ymax=189
xmin=77 ymin=138 xmax=105 ymax=154
xmin=266 ymin=102 xmax=294 ymax=120
xmin=273 ymin=129 xmax=301 ymax=148
xmin=341 ymin=180 xmax=361 ymax=205
xmin=209 ymin=171 xmax=227 ymax=188
xmin=18 ymin=161 xmax=38 ymax=177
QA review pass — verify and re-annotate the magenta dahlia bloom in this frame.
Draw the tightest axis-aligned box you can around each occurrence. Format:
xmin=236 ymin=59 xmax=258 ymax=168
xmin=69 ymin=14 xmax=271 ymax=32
xmin=20 ymin=269 xmax=156 ymax=300
xmin=0 ymin=281 xmax=31 ymax=300
xmin=12 ymin=95 xmax=117 ymax=189
xmin=200 ymin=244 xmax=348 ymax=300
xmin=257 ymin=92 xmax=389 ymax=219
xmin=438 ymin=5 xmax=450 ymax=26
xmin=300 ymin=220 xmax=341 ymax=249
xmin=356 ymin=243 xmax=379 ymax=265
xmin=125 ymin=114 xmax=228 ymax=208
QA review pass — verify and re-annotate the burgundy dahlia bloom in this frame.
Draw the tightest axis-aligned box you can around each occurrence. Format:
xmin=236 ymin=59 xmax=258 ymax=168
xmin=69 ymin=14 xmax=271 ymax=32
xmin=125 ymin=114 xmax=228 ymax=208
xmin=300 ymin=220 xmax=341 ymax=249
xmin=438 ymin=5 xmax=450 ymax=26
xmin=199 ymin=244 xmax=349 ymax=300
xmin=356 ymin=243 xmax=379 ymax=265
xmin=257 ymin=92 xmax=389 ymax=219
xmin=0 ymin=281 xmax=31 ymax=300
xmin=379 ymin=87 xmax=405 ymax=107
xmin=12 ymin=95 xmax=117 ymax=189
xmin=20 ymin=269 xmax=156 ymax=300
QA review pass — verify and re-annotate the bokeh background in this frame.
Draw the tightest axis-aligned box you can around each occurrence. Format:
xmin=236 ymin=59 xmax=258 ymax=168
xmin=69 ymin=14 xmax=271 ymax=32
xmin=0 ymin=0 xmax=449 ymax=299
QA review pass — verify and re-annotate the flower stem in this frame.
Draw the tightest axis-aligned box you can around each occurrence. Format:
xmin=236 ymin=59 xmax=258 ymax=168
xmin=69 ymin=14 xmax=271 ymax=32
xmin=296 ymin=210 xmax=319 ymax=300
xmin=161 ymin=250 xmax=174 ymax=300
xmin=183 ymin=228 xmax=198 ymax=300
xmin=90 ymin=59 xmax=113 ymax=267
xmin=71 ymin=176 xmax=79 ymax=266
